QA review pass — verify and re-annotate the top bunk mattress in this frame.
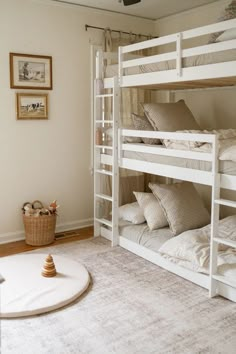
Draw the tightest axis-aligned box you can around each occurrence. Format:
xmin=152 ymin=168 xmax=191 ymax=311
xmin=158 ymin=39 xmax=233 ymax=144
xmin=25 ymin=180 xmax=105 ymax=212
xmin=105 ymin=49 xmax=236 ymax=78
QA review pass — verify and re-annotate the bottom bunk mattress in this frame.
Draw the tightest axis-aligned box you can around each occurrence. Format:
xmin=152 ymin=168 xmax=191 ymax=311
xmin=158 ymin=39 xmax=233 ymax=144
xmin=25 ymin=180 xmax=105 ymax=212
xmin=119 ymin=219 xmax=173 ymax=252
xmin=119 ymin=215 xmax=236 ymax=282
xmin=122 ymin=146 xmax=236 ymax=175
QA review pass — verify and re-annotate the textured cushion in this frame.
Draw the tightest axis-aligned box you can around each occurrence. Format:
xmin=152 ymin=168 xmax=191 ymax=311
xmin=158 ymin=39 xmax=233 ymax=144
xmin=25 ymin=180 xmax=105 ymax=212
xmin=142 ymin=100 xmax=200 ymax=133
xmin=133 ymin=191 xmax=168 ymax=230
xmin=119 ymin=202 xmax=145 ymax=224
xmin=105 ymin=126 xmax=142 ymax=144
xmin=149 ymin=182 xmax=210 ymax=236
xmin=132 ymin=113 xmax=160 ymax=145
xmin=208 ymin=0 xmax=236 ymax=43
xmin=217 ymin=27 xmax=236 ymax=41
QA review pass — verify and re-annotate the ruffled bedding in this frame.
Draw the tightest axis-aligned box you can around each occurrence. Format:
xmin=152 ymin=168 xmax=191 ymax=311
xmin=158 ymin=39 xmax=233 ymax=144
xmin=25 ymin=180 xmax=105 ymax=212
xmin=163 ymin=129 xmax=236 ymax=162
xmin=119 ymin=215 xmax=236 ymax=282
xmin=158 ymin=215 xmax=236 ymax=277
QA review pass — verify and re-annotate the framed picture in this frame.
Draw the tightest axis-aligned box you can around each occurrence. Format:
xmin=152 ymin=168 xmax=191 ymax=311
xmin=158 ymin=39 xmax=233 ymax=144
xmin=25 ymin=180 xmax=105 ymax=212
xmin=10 ymin=53 xmax=52 ymax=90
xmin=16 ymin=93 xmax=48 ymax=120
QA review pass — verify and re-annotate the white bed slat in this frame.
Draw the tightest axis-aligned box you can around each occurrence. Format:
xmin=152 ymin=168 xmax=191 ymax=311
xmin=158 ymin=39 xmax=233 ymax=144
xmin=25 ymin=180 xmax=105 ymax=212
xmin=182 ymin=18 xmax=236 ymax=40
xmin=121 ymin=40 xmax=236 ymax=70
xmin=121 ymin=19 xmax=236 ymax=55
xmin=122 ymin=52 xmax=177 ymax=69
xmin=121 ymin=129 xmax=215 ymax=143
xmin=183 ymin=39 xmax=236 ymax=58
xmin=120 ymin=158 xmax=213 ymax=186
xmin=121 ymin=33 xmax=178 ymax=54
xmin=121 ymin=143 xmax=213 ymax=162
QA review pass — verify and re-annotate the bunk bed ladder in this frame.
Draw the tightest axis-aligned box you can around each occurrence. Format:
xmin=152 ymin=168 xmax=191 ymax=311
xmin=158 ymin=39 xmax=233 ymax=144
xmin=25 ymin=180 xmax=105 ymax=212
xmin=209 ymin=136 xmax=236 ymax=297
xmin=93 ymin=77 xmax=119 ymax=247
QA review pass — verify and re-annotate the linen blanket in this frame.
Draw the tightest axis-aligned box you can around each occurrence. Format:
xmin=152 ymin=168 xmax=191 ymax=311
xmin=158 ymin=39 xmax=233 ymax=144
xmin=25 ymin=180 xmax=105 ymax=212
xmin=164 ymin=129 xmax=236 ymax=162
xmin=159 ymin=215 xmax=236 ymax=278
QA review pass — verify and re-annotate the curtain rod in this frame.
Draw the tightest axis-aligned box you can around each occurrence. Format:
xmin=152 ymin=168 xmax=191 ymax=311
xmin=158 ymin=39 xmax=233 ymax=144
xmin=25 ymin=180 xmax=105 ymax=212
xmin=85 ymin=24 xmax=156 ymax=39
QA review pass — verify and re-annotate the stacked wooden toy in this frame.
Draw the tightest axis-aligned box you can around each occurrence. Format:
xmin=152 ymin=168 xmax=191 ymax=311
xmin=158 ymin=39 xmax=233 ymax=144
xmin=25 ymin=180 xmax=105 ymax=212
xmin=42 ymin=254 xmax=57 ymax=277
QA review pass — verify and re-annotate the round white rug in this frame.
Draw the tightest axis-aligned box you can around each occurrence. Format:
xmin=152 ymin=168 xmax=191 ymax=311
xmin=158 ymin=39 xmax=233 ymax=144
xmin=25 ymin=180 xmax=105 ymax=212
xmin=0 ymin=253 xmax=90 ymax=318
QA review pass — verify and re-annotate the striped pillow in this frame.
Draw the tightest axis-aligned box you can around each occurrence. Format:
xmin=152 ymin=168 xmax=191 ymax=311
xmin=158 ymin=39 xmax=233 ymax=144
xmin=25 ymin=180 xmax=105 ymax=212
xmin=132 ymin=113 xmax=160 ymax=145
xmin=149 ymin=182 xmax=210 ymax=236
xmin=142 ymin=100 xmax=200 ymax=133
xmin=133 ymin=191 xmax=168 ymax=230
xmin=208 ymin=0 xmax=236 ymax=43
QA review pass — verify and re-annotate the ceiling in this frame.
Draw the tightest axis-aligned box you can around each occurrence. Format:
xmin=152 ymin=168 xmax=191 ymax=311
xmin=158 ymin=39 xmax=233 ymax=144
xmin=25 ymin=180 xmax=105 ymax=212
xmin=50 ymin=0 xmax=219 ymax=20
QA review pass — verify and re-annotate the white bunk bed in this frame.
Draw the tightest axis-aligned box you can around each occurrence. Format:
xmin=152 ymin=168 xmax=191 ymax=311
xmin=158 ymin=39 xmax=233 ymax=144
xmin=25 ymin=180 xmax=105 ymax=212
xmin=93 ymin=18 xmax=236 ymax=302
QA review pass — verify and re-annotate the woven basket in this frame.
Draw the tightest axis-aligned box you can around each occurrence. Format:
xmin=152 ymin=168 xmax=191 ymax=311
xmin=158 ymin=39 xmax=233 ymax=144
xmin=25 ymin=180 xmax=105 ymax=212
xmin=23 ymin=200 xmax=56 ymax=246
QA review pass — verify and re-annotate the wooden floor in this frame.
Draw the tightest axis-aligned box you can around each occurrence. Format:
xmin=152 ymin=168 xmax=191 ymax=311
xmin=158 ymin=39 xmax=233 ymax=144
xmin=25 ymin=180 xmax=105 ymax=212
xmin=0 ymin=226 xmax=94 ymax=257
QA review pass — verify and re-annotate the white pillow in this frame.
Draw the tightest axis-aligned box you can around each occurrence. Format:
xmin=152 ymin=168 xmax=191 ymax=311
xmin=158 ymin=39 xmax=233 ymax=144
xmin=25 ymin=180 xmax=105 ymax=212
xmin=133 ymin=192 xmax=168 ymax=231
xmin=217 ymin=28 xmax=236 ymax=41
xmin=119 ymin=202 xmax=145 ymax=224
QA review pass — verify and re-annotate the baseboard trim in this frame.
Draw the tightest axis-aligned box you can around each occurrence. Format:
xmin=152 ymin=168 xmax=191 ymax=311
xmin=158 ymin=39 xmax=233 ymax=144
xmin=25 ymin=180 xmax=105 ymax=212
xmin=0 ymin=218 xmax=94 ymax=245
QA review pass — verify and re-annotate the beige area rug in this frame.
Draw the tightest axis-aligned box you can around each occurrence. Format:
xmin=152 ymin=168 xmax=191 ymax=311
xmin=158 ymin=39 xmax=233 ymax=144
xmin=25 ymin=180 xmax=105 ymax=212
xmin=1 ymin=237 xmax=236 ymax=354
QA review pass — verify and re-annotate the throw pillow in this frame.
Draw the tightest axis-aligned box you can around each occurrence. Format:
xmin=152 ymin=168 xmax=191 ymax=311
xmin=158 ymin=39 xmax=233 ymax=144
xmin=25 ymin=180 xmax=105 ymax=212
xmin=149 ymin=182 xmax=210 ymax=236
xmin=142 ymin=100 xmax=200 ymax=133
xmin=208 ymin=0 xmax=236 ymax=43
xmin=132 ymin=113 xmax=160 ymax=145
xmin=133 ymin=191 xmax=168 ymax=230
xmin=105 ymin=126 xmax=142 ymax=144
xmin=217 ymin=27 xmax=236 ymax=41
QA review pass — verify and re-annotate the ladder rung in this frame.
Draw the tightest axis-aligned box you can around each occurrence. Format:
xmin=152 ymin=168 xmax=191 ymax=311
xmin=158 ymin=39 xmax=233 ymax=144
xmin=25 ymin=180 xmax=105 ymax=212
xmin=212 ymin=274 xmax=236 ymax=288
xmin=96 ymin=120 xmax=113 ymax=123
xmin=96 ymin=193 xmax=113 ymax=201
xmin=96 ymin=94 xmax=113 ymax=98
xmin=95 ymin=169 xmax=113 ymax=176
xmin=215 ymin=199 xmax=236 ymax=208
xmin=95 ymin=218 xmax=112 ymax=228
xmin=214 ymin=237 xmax=236 ymax=248
xmin=95 ymin=145 xmax=113 ymax=150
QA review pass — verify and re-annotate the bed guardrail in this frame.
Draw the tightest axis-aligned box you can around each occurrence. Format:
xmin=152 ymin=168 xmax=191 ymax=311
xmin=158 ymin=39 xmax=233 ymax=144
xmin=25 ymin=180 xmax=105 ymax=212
xmin=118 ymin=18 xmax=236 ymax=86
xmin=117 ymin=129 xmax=218 ymax=186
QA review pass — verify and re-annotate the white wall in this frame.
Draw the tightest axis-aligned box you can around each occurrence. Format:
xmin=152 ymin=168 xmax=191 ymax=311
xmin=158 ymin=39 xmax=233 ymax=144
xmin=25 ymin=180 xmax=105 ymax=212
xmin=154 ymin=0 xmax=236 ymax=216
xmin=0 ymin=0 xmax=154 ymax=243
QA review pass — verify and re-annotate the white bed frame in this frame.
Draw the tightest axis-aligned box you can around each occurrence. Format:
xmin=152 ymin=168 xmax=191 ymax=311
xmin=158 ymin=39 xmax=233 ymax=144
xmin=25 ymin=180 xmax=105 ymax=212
xmin=93 ymin=18 xmax=236 ymax=302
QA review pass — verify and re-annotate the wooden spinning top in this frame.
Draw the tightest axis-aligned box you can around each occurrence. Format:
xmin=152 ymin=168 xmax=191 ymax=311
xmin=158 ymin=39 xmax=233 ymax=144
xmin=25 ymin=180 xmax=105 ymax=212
xmin=42 ymin=254 xmax=57 ymax=277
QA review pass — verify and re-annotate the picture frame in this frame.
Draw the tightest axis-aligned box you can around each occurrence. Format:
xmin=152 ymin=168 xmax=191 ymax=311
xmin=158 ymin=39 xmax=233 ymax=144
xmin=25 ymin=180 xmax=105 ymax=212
xmin=10 ymin=53 xmax=52 ymax=90
xmin=16 ymin=93 xmax=48 ymax=120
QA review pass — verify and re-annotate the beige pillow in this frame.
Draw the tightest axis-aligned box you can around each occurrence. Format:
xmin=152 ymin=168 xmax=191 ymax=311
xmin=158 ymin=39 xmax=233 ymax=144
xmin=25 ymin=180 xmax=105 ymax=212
xmin=149 ymin=182 xmax=210 ymax=236
xmin=106 ymin=126 xmax=142 ymax=144
xmin=142 ymin=100 xmax=200 ymax=132
xmin=133 ymin=191 xmax=168 ymax=230
xmin=132 ymin=113 xmax=160 ymax=145
xmin=208 ymin=0 xmax=236 ymax=43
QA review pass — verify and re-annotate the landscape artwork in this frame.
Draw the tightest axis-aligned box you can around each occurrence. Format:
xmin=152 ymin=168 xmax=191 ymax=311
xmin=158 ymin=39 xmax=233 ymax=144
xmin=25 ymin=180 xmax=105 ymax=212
xmin=10 ymin=53 xmax=52 ymax=90
xmin=16 ymin=93 xmax=48 ymax=120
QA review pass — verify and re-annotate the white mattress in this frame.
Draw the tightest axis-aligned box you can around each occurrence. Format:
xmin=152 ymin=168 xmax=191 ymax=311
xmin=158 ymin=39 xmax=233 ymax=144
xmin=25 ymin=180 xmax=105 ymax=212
xmin=123 ymin=145 xmax=236 ymax=175
xmin=105 ymin=49 xmax=236 ymax=78
xmin=119 ymin=220 xmax=173 ymax=252
xmin=119 ymin=217 xmax=236 ymax=283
